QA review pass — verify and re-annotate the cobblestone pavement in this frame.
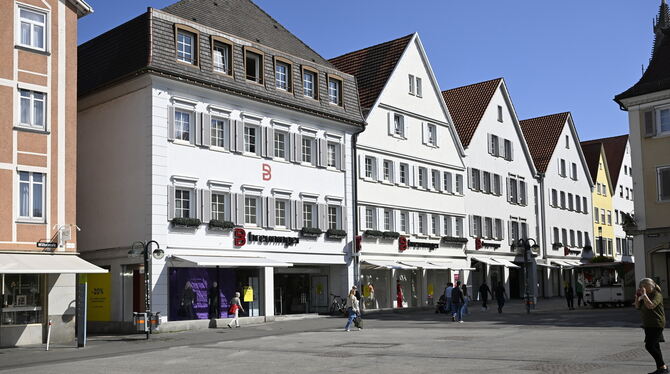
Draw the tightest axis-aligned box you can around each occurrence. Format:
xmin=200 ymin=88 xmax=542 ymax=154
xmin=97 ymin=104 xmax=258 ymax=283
xmin=0 ymin=299 xmax=665 ymax=374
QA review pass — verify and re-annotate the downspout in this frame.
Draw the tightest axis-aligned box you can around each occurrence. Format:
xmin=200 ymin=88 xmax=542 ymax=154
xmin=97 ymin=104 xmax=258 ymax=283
xmin=351 ymin=125 xmax=365 ymax=289
xmin=539 ymin=173 xmax=548 ymax=298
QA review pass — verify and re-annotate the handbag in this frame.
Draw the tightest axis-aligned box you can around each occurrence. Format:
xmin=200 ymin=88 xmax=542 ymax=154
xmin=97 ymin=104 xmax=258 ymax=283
xmin=229 ymin=304 xmax=239 ymax=314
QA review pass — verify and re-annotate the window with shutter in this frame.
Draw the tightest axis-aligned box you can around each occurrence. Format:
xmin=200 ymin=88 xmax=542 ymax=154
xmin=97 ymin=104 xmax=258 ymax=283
xmin=644 ymin=110 xmax=656 ymax=137
xmin=455 ymin=174 xmax=463 ymax=195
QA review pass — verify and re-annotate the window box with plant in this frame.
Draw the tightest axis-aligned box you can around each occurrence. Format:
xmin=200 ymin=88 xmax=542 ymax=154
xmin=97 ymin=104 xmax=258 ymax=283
xmin=552 ymin=242 xmax=563 ymax=250
xmin=382 ymin=231 xmax=400 ymax=240
xmin=326 ymin=229 xmax=347 ymax=239
xmin=364 ymin=230 xmax=384 ymax=238
xmin=442 ymin=236 xmax=468 ymax=244
xmin=590 ymin=255 xmax=615 ymax=263
xmin=171 ymin=217 xmax=202 ymax=228
xmin=301 ymin=227 xmax=323 ymax=237
xmin=583 ymin=245 xmax=593 ymax=252
xmin=208 ymin=219 xmax=234 ymax=231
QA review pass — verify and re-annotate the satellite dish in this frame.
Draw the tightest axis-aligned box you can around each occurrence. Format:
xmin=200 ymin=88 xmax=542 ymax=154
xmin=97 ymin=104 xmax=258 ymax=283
xmin=152 ymin=248 xmax=165 ymax=260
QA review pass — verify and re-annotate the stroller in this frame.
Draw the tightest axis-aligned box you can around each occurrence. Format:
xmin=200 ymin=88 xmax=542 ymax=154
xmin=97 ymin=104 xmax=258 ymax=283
xmin=435 ymin=294 xmax=448 ymax=314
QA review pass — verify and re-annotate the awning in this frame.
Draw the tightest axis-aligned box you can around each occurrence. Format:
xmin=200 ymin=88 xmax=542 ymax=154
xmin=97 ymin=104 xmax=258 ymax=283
xmin=399 ymin=261 xmax=443 ymax=269
xmin=490 ymin=257 xmax=521 ymax=269
xmin=551 ymin=259 xmax=581 ymax=268
xmin=362 ymin=260 xmax=415 ymax=269
xmin=536 ymin=260 xmax=559 ymax=268
xmin=0 ymin=253 xmax=107 ymax=274
xmin=171 ymin=255 xmax=291 ymax=268
xmin=429 ymin=260 xmax=475 ymax=270
xmin=470 ymin=256 xmax=499 ymax=266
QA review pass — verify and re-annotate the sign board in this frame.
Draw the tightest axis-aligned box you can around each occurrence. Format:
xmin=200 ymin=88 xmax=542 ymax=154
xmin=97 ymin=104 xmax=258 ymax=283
xmin=234 ymin=228 xmax=299 ymax=247
xmin=243 ymin=286 xmax=254 ymax=302
xmin=87 ymin=273 xmax=111 ymax=321
xmin=37 ymin=241 xmax=58 ymax=248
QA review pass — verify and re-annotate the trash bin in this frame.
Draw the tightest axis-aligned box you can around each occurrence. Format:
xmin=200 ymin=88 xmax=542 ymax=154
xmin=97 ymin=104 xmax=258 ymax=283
xmin=150 ymin=312 xmax=161 ymax=331
xmin=133 ymin=312 xmax=148 ymax=333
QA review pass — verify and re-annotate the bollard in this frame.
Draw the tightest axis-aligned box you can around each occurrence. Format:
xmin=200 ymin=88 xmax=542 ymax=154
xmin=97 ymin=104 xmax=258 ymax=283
xmin=46 ymin=319 xmax=53 ymax=351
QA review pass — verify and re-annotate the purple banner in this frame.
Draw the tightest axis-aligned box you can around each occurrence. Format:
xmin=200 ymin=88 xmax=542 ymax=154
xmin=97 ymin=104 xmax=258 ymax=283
xmin=168 ymin=267 xmax=236 ymax=321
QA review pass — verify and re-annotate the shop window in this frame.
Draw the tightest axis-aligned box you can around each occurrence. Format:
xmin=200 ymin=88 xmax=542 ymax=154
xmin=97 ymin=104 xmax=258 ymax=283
xmin=1 ymin=274 xmax=43 ymax=325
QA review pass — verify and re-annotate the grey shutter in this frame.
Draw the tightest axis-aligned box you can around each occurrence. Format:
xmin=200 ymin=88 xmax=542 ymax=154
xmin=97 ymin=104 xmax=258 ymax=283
xmin=339 ymin=144 xmax=346 ymax=171
xmin=167 ymin=106 xmax=175 ymax=141
xmin=509 ymin=142 xmax=514 ymax=161
xmin=487 ymin=134 xmax=493 ymax=155
xmin=341 ymin=206 xmax=347 ymax=231
xmin=295 ymin=134 xmax=303 ymax=163
xmin=421 ymin=122 xmax=427 ymax=145
xmin=508 ymin=220 xmax=513 ymax=245
xmin=358 ymin=206 xmax=366 ymax=231
xmin=202 ymin=113 xmax=211 ymax=147
xmin=434 ymin=170 xmax=442 ymax=192
xmin=467 ymin=167 xmax=472 ymax=189
xmin=412 ymin=165 xmax=418 ymax=187
xmin=318 ymin=204 xmax=328 ymax=231
xmin=167 ymin=185 xmax=175 ymax=220
xmin=409 ymin=212 xmax=416 ymax=235
xmin=506 ymin=177 xmax=512 ymax=202
xmin=260 ymin=127 xmax=267 ymax=157
xmin=469 ymin=215 xmax=474 ymax=237
xmin=235 ymin=120 xmax=244 ymax=152
xmin=267 ymin=197 xmax=275 ymax=229
xmin=266 ymin=127 xmax=274 ymax=158
xmin=387 ymin=112 xmax=393 ymax=135
xmin=203 ymin=189 xmax=211 ymax=222
xmin=295 ymin=200 xmax=304 ymax=230
xmin=445 ymin=172 xmax=453 ymax=193
xmin=258 ymin=196 xmax=265 ymax=228
xmin=192 ymin=112 xmax=199 ymax=145
xmin=498 ymin=139 xmax=505 ymax=159
xmin=192 ymin=188 xmax=199 ymax=220
xmin=500 ymin=219 xmax=505 ymax=240
xmin=493 ymin=219 xmax=499 ymax=240
xmin=644 ymin=110 xmax=656 ymax=137
xmin=318 ymin=138 xmax=327 ymax=167
xmin=235 ymin=193 xmax=244 ymax=225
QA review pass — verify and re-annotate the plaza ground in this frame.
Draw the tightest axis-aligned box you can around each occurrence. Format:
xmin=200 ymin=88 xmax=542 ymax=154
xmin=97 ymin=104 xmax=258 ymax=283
xmin=0 ymin=298 xmax=664 ymax=374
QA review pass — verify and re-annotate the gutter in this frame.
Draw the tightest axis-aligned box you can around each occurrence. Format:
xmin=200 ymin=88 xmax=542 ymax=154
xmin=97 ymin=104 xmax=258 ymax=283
xmin=351 ymin=122 xmax=366 ymax=289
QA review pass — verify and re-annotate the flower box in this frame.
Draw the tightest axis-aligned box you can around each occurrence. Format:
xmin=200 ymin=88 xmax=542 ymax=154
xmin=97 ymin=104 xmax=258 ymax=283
xmin=364 ymin=230 xmax=384 ymax=238
xmin=591 ymin=255 xmax=615 ymax=263
xmin=326 ymin=229 xmax=347 ymax=239
xmin=442 ymin=236 xmax=468 ymax=243
xmin=382 ymin=231 xmax=400 ymax=239
xmin=208 ymin=220 xmax=234 ymax=230
xmin=301 ymin=227 xmax=323 ymax=237
xmin=171 ymin=217 xmax=202 ymax=228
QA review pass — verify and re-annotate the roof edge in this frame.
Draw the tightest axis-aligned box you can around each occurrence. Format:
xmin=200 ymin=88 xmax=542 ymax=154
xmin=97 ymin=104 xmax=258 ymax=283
xmin=67 ymin=0 xmax=93 ymax=17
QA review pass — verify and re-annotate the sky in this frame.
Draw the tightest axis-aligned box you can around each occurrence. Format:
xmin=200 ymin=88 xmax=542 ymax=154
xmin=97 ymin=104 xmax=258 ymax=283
xmin=78 ymin=1 xmax=662 ymax=142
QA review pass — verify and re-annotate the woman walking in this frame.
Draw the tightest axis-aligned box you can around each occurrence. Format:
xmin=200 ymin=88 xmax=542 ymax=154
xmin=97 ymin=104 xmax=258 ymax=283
xmin=635 ymin=278 xmax=668 ymax=374
xmin=461 ymin=283 xmax=469 ymax=316
xmin=344 ymin=286 xmax=360 ymax=332
xmin=227 ymin=292 xmax=245 ymax=328
xmin=494 ymin=282 xmax=507 ymax=314
xmin=565 ymin=282 xmax=575 ymax=310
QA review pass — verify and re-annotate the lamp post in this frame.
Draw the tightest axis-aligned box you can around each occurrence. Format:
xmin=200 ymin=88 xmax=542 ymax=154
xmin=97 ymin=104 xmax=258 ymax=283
xmin=516 ymin=238 xmax=540 ymax=314
xmin=129 ymin=240 xmax=163 ymax=339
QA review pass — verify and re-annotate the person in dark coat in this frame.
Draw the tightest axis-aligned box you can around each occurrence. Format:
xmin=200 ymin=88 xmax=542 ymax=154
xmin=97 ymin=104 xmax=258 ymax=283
xmin=451 ymin=281 xmax=464 ymax=322
xmin=180 ymin=281 xmax=196 ymax=320
xmin=208 ymin=281 xmax=221 ymax=319
xmin=494 ymin=282 xmax=507 ymax=314
xmin=565 ymin=282 xmax=575 ymax=310
xmin=479 ymin=282 xmax=493 ymax=311
xmin=635 ymin=278 xmax=668 ymax=374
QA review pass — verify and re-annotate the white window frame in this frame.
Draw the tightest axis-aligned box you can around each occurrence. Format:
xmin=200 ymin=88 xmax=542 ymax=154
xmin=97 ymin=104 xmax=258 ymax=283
xmin=174 ymin=109 xmax=193 ymax=143
xmin=497 ymin=105 xmax=503 ymax=122
xmin=328 ymin=76 xmax=342 ymax=105
xmin=328 ymin=205 xmax=342 ymax=230
xmin=383 ymin=160 xmax=393 ymax=183
xmin=327 ymin=142 xmax=338 ymax=168
xmin=399 ymin=211 xmax=408 ymax=233
xmin=210 ymin=191 xmax=230 ymax=221
xmin=301 ymin=136 xmax=316 ymax=165
xmin=658 ymin=166 xmax=670 ymax=202
xmin=303 ymin=69 xmax=317 ymax=99
xmin=302 ymin=202 xmax=317 ymax=228
xmin=426 ymin=123 xmax=437 ymax=147
xmin=244 ymin=123 xmax=260 ymax=155
xmin=274 ymin=130 xmax=288 ymax=160
xmin=212 ymin=41 xmax=231 ymax=74
xmin=18 ymin=89 xmax=46 ymax=130
xmin=364 ymin=156 xmax=376 ymax=180
xmin=175 ymin=188 xmax=193 ymax=219
xmin=383 ymin=209 xmax=393 ymax=231
xmin=176 ymin=29 xmax=196 ymax=64
xmin=393 ymin=114 xmax=405 ymax=138
xmin=455 ymin=174 xmax=464 ymax=195
xmin=455 ymin=217 xmax=464 ymax=238
xmin=365 ymin=207 xmax=375 ymax=230
xmin=399 ymin=163 xmax=409 ymax=186
xmin=275 ymin=199 xmax=288 ymax=228
xmin=17 ymin=6 xmax=47 ymax=52
xmin=244 ymin=196 xmax=260 ymax=226
xmin=210 ymin=116 xmax=229 ymax=149
xmin=275 ymin=60 xmax=290 ymax=91
xmin=418 ymin=167 xmax=427 ymax=189
xmin=416 ymin=77 xmax=422 ymax=98
xmin=657 ymin=107 xmax=670 ymax=136
xmin=408 ymin=74 xmax=415 ymax=95
xmin=17 ymin=171 xmax=45 ymax=222
xmin=245 ymin=50 xmax=263 ymax=83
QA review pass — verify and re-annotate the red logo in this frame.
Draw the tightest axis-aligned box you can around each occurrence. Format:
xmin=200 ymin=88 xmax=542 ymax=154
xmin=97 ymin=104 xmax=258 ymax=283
xmin=475 ymin=238 xmax=483 ymax=250
xmin=234 ymin=228 xmax=246 ymax=247
xmin=564 ymin=246 xmax=570 ymax=256
xmin=355 ymin=235 xmax=362 ymax=252
xmin=262 ymin=163 xmax=272 ymax=181
xmin=398 ymin=236 xmax=408 ymax=252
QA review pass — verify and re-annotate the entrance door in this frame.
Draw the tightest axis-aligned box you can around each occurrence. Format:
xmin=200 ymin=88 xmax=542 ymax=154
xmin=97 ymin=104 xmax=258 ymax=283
xmin=310 ymin=276 xmax=328 ymax=313
xmin=132 ymin=268 xmax=145 ymax=313
xmin=509 ymin=268 xmax=520 ymax=299
xmin=274 ymin=274 xmax=310 ymax=314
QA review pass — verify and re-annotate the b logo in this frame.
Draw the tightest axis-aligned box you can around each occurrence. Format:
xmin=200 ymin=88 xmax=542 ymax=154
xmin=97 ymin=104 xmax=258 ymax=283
xmin=398 ymin=236 xmax=408 ymax=252
xmin=475 ymin=238 xmax=482 ymax=250
xmin=262 ymin=163 xmax=272 ymax=181
xmin=234 ymin=228 xmax=247 ymax=247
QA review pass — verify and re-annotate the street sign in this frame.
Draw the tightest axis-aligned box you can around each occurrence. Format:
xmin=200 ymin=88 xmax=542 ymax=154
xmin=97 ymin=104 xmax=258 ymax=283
xmin=37 ymin=241 xmax=58 ymax=248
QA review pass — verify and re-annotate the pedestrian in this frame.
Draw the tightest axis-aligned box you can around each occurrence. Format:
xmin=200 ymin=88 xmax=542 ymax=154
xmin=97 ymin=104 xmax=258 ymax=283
xmin=344 ymin=286 xmax=361 ymax=332
xmin=565 ymin=282 xmax=575 ymax=310
xmin=635 ymin=278 xmax=668 ymax=374
xmin=576 ymin=278 xmax=584 ymax=307
xmin=461 ymin=283 xmax=469 ymax=316
xmin=180 ymin=281 xmax=196 ymax=320
xmin=445 ymin=282 xmax=453 ymax=314
xmin=227 ymin=291 xmax=245 ymax=328
xmin=494 ymin=282 xmax=507 ymax=314
xmin=208 ymin=281 xmax=220 ymax=319
xmin=451 ymin=281 xmax=464 ymax=323
xmin=479 ymin=281 xmax=493 ymax=311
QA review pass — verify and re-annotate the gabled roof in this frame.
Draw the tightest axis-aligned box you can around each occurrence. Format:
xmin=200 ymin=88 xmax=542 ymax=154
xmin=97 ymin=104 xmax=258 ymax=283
xmin=581 ymin=135 xmax=629 ymax=188
xmin=67 ymin=0 xmax=93 ymax=17
xmin=162 ymin=0 xmax=330 ymax=67
xmin=580 ymin=142 xmax=606 ymax=187
xmin=441 ymin=78 xmax=502 ymax=147
xmin=519 ymin=113 xmax=570 ymax=173
xmin=329 ymin=34 xmax=414 ymax=111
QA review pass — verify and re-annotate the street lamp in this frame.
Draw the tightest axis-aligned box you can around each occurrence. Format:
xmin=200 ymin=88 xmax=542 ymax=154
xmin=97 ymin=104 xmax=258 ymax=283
xmin=128 ymin=240 xmax=162 ymax=339
xmin=516 ymin=238 xmax=540 ymax=314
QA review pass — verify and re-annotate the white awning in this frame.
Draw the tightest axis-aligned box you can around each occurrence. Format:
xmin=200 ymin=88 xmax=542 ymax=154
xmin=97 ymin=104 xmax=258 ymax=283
xmin=399 ymin=261 xmax=443 ymax=269
xmin=0 ymin=253 xmax=107 ymax=274
xmin=362 ymin=260 xmax=415 ymax=269
xmin=536 ymin=260 xmax=559 ymax=268
xmin=171 ymin=255 xmax=292 ymax=268
xmin=490 ymin=257 xmax=521 ymax=269
xmin=471 ymin=256 xmax=500 ymax=266
xmin=551 ymin=259 xmax=580 ymax=268
xmin=429 ymin=260 xmax=475 ymax=270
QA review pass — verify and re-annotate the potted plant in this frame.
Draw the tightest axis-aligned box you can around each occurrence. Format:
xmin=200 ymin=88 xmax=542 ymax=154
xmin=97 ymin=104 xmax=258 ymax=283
xmin=591 ymin=255 xmax=615 ymax=263
xmin=442 ymin=236 xmax=468 ymax=244
xmin=583 ymin=245 xmax=593 ymax=252
xmin=208 ymin=219 xmax=235 ymax=230
xmin=171 ymin=217 xmax=202 ymax=228
xmin=364 ymin=230 xmax=384 ymax=238
xmin=326 ymin=229 xmax=347 ymax=239
xmin=382 ymin=231 xmax=400 ymax=240
xmin=552 ymin=242 xmax=563 ymax=250
xmin=301 ymin=227 xmax=323 ymax=237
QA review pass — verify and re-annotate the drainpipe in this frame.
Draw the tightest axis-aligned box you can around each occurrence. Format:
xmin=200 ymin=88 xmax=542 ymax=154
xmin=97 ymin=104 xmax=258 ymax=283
xmin=539 ymin=173 xmax=548 ymax=298
xmin=351 ymin=125 xmax=365 ymax=290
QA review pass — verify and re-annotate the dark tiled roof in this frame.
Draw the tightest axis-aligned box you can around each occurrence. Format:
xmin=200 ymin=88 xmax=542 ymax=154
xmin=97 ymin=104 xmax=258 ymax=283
xmin=441 ymin=78 xmax=502 ymax=148
xmin=519 ymin=113 xmax=570 ymax=173
xmin=580 ymin=142 xmax=603 ymax=185
xmin=581 ymin=135 xmax=628 ymax=187
xmin=329 ymin=34 xmax=414 ymax=112
xmin=162 ymin=0 xmax=331 ymax=67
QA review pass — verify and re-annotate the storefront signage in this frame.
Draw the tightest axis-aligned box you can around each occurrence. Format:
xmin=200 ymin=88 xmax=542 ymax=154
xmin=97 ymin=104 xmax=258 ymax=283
xmin=262 ymin=163 xmax=272 ymax=181
xmin=233 ymin=228 xmax=299 ymax=247
xmin=399 ymin=236 xmax=438 ymax=252
xmin=36 ymin=241 xmax=58 ymax=248
xmin=475 ymin=238 xmax=500 ymax=249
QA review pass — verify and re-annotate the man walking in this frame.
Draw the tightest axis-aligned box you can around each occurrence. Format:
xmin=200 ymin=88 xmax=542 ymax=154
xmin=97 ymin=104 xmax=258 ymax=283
xmin=479 ymin=281 xmax=493 ymax=311
xmin=565 ymin=282 xmax=575 ymax=310
xmin=451 ymin=281 xmax=464 ymax=323
xmin=445 ymin=283 xmax=454 ymax=314
xmin=494 ymin=282 xmax=507 ymax=314
xmin=576 ymin=278 xmax=584 ymax=307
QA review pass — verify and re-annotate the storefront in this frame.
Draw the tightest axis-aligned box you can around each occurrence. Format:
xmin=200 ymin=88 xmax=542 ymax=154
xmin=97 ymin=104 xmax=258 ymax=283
xmin=274 ymin=266 xmax=333 ymax=315
xmin=470 ymin=255 xmax=530 ymax=300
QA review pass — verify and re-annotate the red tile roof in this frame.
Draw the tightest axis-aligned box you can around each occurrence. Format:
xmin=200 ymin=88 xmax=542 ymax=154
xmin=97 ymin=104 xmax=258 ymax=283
xmin=519 ymin=113 xmax=570 ymax=173
xmin=329 ymin=34 xmax=414 ymax=111
xmin=580 ymin=142 xmax=603 ymax=185
xmin=441 ymin=78 xmax=502 ymax=148
xmin=581 ymin=135 xmax=628 ymax=187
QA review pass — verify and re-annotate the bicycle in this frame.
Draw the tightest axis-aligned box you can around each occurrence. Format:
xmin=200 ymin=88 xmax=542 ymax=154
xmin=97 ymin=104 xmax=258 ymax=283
xmin=329 ymin=293 xmax=347 ymax=316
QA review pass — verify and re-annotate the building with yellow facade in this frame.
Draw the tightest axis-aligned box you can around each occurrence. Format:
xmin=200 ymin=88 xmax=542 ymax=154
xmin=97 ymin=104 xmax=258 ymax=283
xmin=581 ymin=142 xmax=615 ymax=257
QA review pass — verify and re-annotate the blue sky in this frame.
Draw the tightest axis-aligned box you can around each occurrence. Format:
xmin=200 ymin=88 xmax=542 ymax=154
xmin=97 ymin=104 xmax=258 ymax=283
xmin=79 ymin=1 xmax=661 ymax=142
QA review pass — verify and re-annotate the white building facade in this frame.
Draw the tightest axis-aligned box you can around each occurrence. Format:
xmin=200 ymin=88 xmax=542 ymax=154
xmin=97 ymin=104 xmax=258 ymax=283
xmin=331 ymin=34 xmax=468 ymax=310
xmin=609 ymin=137 xmax=635 ymax=262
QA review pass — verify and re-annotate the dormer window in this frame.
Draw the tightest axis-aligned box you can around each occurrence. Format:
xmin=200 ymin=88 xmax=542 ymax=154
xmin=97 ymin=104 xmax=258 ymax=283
xmin=245 ymin=48 xmax=264 ymax=84
xmin=274 ymin=58 xmax=292 ymax=92
xmin=328 ymin=75 xmax=343 ymax=106
xmin=175 ymin=25 xmax=198 ymax=65
xmin=212 ymin=38 xmax=232 ymax=75
xmin=302 ymin=67 xmax=318 ymax=99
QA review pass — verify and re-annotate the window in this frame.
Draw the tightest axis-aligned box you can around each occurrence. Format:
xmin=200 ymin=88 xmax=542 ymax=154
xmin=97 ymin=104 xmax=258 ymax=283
xmin=275 ymin=200 xmax=287 ymax=227
xmin=418 ymin=214 xmax=427 ymax=235
xmin=432 ymin=215 xmax=439 ymax=236
xmin=365 ymin=208 xmax=375 ymax=229
xmin=174 ymin=110 xmax=191 ymax=142
xmin=602 ymin=183 xmax=607 ymax=196
xmin=393 ymin=114 xmax=405 ymax=137
xmin=444 ymin=172 xmax=453 ymax=194
xmin=328 ymin=206 xmax=341 ymax=230
xmin=301 ymin=137 xmax=315 ymax=165
xmin=594 ymin=207 xmax=599 ymax=223
xmin=210 ymin=117 xmax=228 ymax=148
xmin=275 ymin=60 xmax=291 ymax=91
xmin=244 ymin=125 xmax=258 ymax=154
xmin=575 ymin=195 xmax=581 ymax=212
xmin=570 ymin=230 xmax=575 ymax=247
xmin=383 ymin=160 xmax=393 ymax=182
xmin=471 ymin=168 xmax=481 ymax=191
xmin=399 ymin=211 xmax=408 ymax=233
xmin=615 ymin=210 xmax=620 ymax=224
xmin=497 ymin=105 xmax=503 ymax=122
xmin=327 ymin=143 xmax=338 ymax=168
xmin=582 ymin=197 xmax=588 ymax=213
xmin=578 ymin=231 xmax=583 ymax=247
xmin=490 ymin=135 xmax=500 ymax=156
xmin=383 ymin=209 xmax=392 ymax=231
xmin=18 ymin=172 xmax=44 ymax=220
xmin=19 ymin=7 xmax=46 ymax=50
xmin=601 ymin=209 xmax=606 ymax=224
xmin=175 ymin=188 xmax=191 ymax=218
xmin=472 ymin=215 xmax=482 ymax=237
xmin=560 ymin=191 xmax=565 ymax=209
xmin=328 ymin=76 xmax=342 ymax=105
xmin=620 ymin=187 xmax=624 ymax=198
xmin=455 ymin=217 xmax=464 ymax=237
xmin=568 ymin=193 xmax=574 ymax=211
xmin=1 ymin=274 xmax=43 ymax=325
xmin=426 ymin=124 xmax=437 ymax=146
xmin=443 ymin=216 xmax=453 ymax=236
xmin=510 ymin=221 xmax=520 ymax=243
xmin=560 ymin=159 xmax=566 ymax=177
xmin=408 ymin=74 xmax=415 ymax=95
xmin=399 ymin=163 xmax=408 ymax=185
xmin=212 ymin=40 xmax=232 ymax=74
xmin=482 ymin=172 xmax=491 ymax=194
xmin=551 ymin=189 xmax=558 ymax=207
xmin=607 ymin=211 xmax=612 ymax=225
xmin=484 ymin=217 xmax=493 ymax=239
xmin=19 ymin=89 xmax=46 ymax=130
xmin=571 ymin=163 xmax=577 ymax=180
xmin=274 ymin=131 xmax=287 ymax=160
xmin=416 ymin=77 xmax=422 ymax=98
xmin=504 ymin=139 xmax=513 ymax=161
xmin=418 ymin=167 xmax=427 ymax=189
xmin=455 ymin=175 xmax=464 ymax=195
xmin=553 ymin=228 xmax=560 ymax=245
xmin=364 ymin=156 xmax=376 ymax=179
xmin=658 ymin=108 xmax=670 ymax=135
xmin=562 ymin=229 xmax=568 ymax=247
xmin=565 ymin=135 xmax=570 ymax=149
xmin=659 ymin=166 xmax=670 ymax=202
xmin=245 ymin=49 xmax=263 ymax=83
xmin=176 ymin=29 xmax=197 ymax=64
xmin=211 ymin=193 xmax=228 ymax=221
xmin=493 ymin=174 xmax=501 ymax=196
xmin=302 ymin=202 xmax=315 ymax=228
xmin=494 ymin=219 xmax=503 ymax=240
xmin=303 ymin=69 xmax=317 ymax=99
xmin=432 ymin=170 xmax=440 ymax=190
xmin=244 ymin=197 xmax=259 ymax=225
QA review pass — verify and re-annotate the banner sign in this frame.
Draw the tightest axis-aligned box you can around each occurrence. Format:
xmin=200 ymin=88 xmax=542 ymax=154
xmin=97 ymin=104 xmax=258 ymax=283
xmin=399 ymin=236 xmax=439 ymax=252
xmin=233 ymin=228 xmax=299 ymax=247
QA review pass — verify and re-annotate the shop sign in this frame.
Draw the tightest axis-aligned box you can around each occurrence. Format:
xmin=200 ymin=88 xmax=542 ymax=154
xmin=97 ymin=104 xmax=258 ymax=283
xmin=243 ymin=286 xmax=254 ymax=302
xmin=87 ymin=273 xmax=111 ymax=322
xmin=36 ymin=241 xmax=58 ymax=249
xmin=233 ymin=228 xmax=299 ymax=247
xmin=399 ymin=236 xmax=438 ymax=252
